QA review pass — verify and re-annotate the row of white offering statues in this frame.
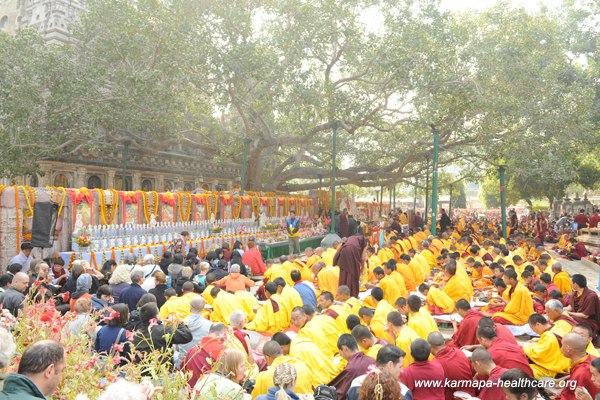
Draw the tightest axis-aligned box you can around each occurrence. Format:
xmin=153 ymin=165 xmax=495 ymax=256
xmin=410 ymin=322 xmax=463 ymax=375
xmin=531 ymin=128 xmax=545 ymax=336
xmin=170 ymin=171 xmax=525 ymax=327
xmin=72 ymin=214 xmax=285 ymax=252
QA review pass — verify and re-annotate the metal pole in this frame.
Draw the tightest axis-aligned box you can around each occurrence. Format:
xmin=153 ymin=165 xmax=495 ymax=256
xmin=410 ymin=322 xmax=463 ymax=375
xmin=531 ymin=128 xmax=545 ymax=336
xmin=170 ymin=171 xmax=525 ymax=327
xmin=379 ymin=187 xmax=383 ymax=217
xmin=241 ymin=138 xmax=251 ymax=195
xmin=121 ymin=141 xmax=130 ymax=190
xmin=424 ymin=158 xmax=430 ymax=226
xmin=319 ymin=175 xmax=323 ymax=190
xmin=330 ymin=123 xmax=337 ymax=233
xmin=431 ymin=126 xmax=440 ymax=236
xmin=449 ymin=185 xmax=453 ymax=218
xmin=413 ymin=179 xmax=417 ymax=213
xmin=500 ymin=166 xmax=507 ymax=238
xmin=393 ymin=185 xmax=396 ymax=210
xmin=388 ymin=186 xmax=392 ymax=213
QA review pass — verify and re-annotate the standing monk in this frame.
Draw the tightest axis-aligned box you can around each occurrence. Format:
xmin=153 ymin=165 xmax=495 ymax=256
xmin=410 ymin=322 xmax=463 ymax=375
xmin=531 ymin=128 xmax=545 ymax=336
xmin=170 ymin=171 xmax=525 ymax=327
xmin=334 ymin=235 xmax=368 ymax=298
xmin=338 ymin=209 xmax=350 ymax=238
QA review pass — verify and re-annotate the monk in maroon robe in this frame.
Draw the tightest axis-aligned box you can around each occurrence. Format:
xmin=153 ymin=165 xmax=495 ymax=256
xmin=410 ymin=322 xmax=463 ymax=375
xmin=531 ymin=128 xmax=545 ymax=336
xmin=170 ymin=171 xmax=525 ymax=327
xmin=334 ymin=235 xmax=368 ymax=298
xmin=568 ymin=275 xmax=600 ymax=339
xmin=183 ymin=335 xmax=226 ymax=387
xmin=448 ymin=301 xmax=517 ymax=348
xmin=429 ymin=332 xmax=476 ymax=400
xmin=328 ymin=334 xmax=375 ymax=400
xmin=477 ymin=325 xmax=533 ymax=376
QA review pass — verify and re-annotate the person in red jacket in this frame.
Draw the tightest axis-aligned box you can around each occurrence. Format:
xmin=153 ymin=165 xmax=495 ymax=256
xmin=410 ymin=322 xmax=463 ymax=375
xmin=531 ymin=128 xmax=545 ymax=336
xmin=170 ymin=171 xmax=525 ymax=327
xmin=242 ymin=241 xmax=266 ymax=275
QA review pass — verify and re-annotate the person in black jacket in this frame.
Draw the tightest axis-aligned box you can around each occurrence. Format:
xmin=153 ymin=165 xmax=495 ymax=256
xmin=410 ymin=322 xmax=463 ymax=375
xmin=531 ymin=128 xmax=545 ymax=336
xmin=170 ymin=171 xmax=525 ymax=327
xmin=159 ymin=251 xmax=173 ymax=275
xmin=132 ymin=303 xmax=192 ymax=366
xmin=439 ymin=208 xmax=452 ymax=233
xmin=148 ymin=271 xmax=168 ymax=308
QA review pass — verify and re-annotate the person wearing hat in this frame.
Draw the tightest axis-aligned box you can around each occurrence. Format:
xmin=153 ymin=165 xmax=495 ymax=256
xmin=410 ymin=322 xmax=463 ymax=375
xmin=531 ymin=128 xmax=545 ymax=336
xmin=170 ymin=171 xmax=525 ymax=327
xmin=9 ymin=242 xmax=33 ymax=275
xmin=69 ymin=274 xmax=92 ymax=312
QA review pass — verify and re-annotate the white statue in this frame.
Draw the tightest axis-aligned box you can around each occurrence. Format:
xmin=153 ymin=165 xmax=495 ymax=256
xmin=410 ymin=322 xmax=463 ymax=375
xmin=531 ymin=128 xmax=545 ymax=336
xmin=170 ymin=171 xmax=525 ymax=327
xmin=74 ymin=213 xmax=84 ymax=234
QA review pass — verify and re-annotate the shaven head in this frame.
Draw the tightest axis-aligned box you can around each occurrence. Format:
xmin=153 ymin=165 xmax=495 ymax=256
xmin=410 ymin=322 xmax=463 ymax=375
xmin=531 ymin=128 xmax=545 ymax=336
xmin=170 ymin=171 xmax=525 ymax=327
xmin=336 ymin=285 xmax=351 ymax=301
xmin=371 ymin=287 xmax=384 ymax=302
xmin=471 ymin=348 xmax=494 ymax=365
xmin=262 ymin=340 xmax=283 ymax=358
xmin=427 ymin=331 xmax=445 ymax=352
xmin=410 ymin=339 xmax=431 ymax=362
xmin=407 ymin=295 xmax=422 ymax=313
xmin=190 ymin=297 xmax=206 ymax=313
xmin=351 ymin=325 xmax=374 ymax=343
xmin=346 ymin=314 xmax=362 ymax=331
xmin=545 ymin=299 xmax=563 ymax=320
xmin=208 ymin=323 xmax=226 ymax=337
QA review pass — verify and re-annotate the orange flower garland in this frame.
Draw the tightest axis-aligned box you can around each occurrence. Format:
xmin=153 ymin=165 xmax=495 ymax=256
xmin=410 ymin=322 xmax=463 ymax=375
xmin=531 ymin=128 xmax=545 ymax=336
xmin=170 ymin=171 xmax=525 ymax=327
xmin=177 ymin=193 xmax=192 ymax=222
xmin=97 ymin=188 xmax=119 ymax=225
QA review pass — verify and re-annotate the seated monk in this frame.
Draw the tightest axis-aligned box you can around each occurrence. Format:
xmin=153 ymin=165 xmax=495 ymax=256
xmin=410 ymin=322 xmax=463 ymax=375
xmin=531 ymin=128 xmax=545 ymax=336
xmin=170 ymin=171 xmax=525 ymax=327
xmin=368 ymin=287 xmax=395 ymax=342
xmin=312 ymin=261 xmax=339 ymax=296
xmin=471 ymin=261 xmax=494 ymax=288
xmin=364 ymin=266 xmax=385 ymax=293
xmin=291 ymin=305 xmax=341 ymax=359
xmin=441 ymin=260 xmax=472 ymax=303
xmin=522 ymin=270 xmax=540 ymax=292
xmin=318 ymin=291 xmax=350 ymax=334
xmin=328 ymin=334 xmax=376 ymax=400
xmin=483 ymin=278 xmax=508 ymax=314
xmin=525 ymin=313 xmax=571 ymax=379
xmin=469 ymin=349 xmax=509 ymax=400
xmin=386 ymin=311 xmax=419 ymax=367
xmin=546 ymin=298 xmax=577 ymax=336
xmin=492 ymin=269 xmax=534 ymax=325
xmin=405 ymin=294 xmax=439 ymax=340
xmin=552 ymin=262 xmax=573 ymax=295
xmin=245 ymin=282 xmax=289 ymax=334
xmin=182 ymin=322 xmax=227 ymax=387
xmin=428 ymin=331 xmax=477 ymax=400
xmin=209 ymin=287 xmax=246 ymax=324
xmin=566 ymin=274 xmax=600 ymax=340
xmin=559 ymin=333 xmax=600 ymax=400
xmin=571 ymin=324 xmax=600 ymax=357
xmin=473 ymin=325 xmax=533 ymax=376
xmin=379 ymin=259 xmax=408 ymax=305
xmin=418 ymin=283 xmax=455 ymax=315
xmin=351 ymin=325 xmax=386 ymax=359
xmin=447 ymin=299 xmax=486 ymax=348
xmin=336 ymin=285 xmax=362 ymax=316
xmin=532 ymin=284 xmax=547 ymax=314
xmin=400 ymin=254 xmax=425 ymax=287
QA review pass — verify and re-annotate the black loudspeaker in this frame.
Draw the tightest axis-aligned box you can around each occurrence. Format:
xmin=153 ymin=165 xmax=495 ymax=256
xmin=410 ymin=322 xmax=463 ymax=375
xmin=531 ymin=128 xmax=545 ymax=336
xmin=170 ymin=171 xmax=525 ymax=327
xmin=31 ymin=202 xmax=59 ymax=248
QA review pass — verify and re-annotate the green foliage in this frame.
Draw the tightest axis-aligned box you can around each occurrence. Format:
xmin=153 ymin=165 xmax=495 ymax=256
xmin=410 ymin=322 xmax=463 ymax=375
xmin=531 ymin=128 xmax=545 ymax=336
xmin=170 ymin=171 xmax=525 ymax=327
xmin=0 ymin=0 xmax=597 ymax=196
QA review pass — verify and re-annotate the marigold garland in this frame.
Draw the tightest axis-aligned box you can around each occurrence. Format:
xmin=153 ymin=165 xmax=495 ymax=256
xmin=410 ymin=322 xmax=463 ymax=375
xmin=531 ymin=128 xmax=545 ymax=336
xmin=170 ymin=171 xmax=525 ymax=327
xmin=14 ymin=185 xmax=21 ymax=253
xmin=177 ymin=193 xmax=192 ymax=222
xmin=233 ymin=195 xmax=242 ymax=219
xmin=269 ymin=197 xmax=276 ymax=217
xmin=19 ymin=185 xmax=34 ymax=218
xmin=97 ymin=188 xmax=119 ymax=225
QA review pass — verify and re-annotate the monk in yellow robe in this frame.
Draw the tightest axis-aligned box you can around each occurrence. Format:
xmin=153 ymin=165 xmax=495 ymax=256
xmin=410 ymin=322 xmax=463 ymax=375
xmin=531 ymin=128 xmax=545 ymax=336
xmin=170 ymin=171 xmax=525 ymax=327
xmin=273 ymin=278 xmax=304 ymax=312
xmin=525 ymin=314 xmax=571 ymax=379
xmin=420 ymin=241 xmax=437 ymax=272
xmin=252 ymin=341 xmax=315 ymax=398
xmin=351 ymin=325 xmax=384 ymax=359
xmin=319 ymin=291 xmax=351 ymax=334
xmin=304 ymin=247 xmax=322 ymax=269
xmin=289 ymin=334 xmax=338 ymax=384
xmin=266 ymin=262 xmax=294 ymax=286
xmin=401 ymin=254 xmax=425 ymax=287
xmin=289 ymin=254 xmax=312 ymax=281
xmin=380 ymin=260 xmax=408 ymax=305
xmin=377 ymin=243 xmax=395 ymax=264
xmin=312 ymin=261 xmax=339 ymax=296
xmin=321 ymin=246 xmax=337 ymax=266
xmin=551 ymin=263 xmax=572 ymax=294
xmin=419 ymin=283 xmax=455 ymax=314
xmin=397 ymin=260 xmax=417 ymax=291
xmin=209 ymin=287 xmax=246 ymax=324
xmin=404 ymin=295 xmax=439 ymax=340
xmin=361 ymin=287 xmax=394 ymax=342
xmin=408 ymin=236 xmax=419 ymax=251
xmin=336 ymin=285 xmax=362 ymax=316
xmin=234 ymin=290 xmax=259 ymax=321
xmin=291 ymin=306 xmax=341 ymax=359
xmin=441 ymin=262 xmax=472 ymax=303
xmin=409 ymin=249 xmax=430 ymax=278
xmin=387 ymin=310 xmax=420 ymax=367
xmin=492 ymin=269 xmax=534 ymax=325
xmin=472 ymin=261 xmax=494 ymax=288
xmin=402 ymin=238 xmax=413 ymax=252
xmin=245 ymin=282 xmax=289 ymax=333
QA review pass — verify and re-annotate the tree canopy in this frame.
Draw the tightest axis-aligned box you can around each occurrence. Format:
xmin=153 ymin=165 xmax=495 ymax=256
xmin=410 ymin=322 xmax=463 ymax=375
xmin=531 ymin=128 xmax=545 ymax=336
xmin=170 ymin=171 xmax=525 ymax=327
xmin=0 ymin=0 xmax=597 ymax=197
